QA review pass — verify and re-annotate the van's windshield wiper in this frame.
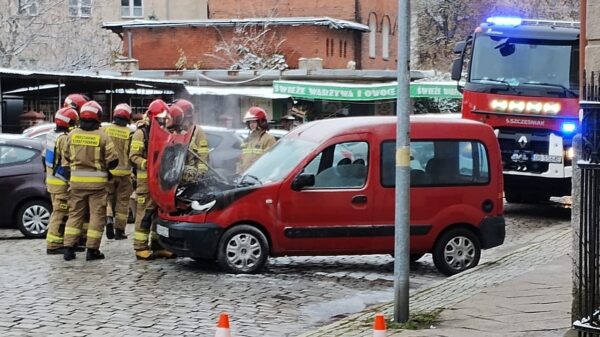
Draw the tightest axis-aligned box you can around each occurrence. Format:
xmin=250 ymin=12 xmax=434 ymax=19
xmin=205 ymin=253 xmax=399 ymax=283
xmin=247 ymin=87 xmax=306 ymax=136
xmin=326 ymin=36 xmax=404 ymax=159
xmin=471 ymin=78 xmax=519 ymax=94
xmin=521 ymin=82 xmax=578 ymax=98
xmin=238 ymin=173 xmax=263 ymax=186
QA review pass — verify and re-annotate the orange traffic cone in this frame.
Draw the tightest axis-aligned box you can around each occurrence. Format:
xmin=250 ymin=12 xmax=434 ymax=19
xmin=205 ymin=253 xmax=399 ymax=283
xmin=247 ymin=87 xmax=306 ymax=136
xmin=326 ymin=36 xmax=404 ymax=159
xmin=215 ymin=312 xmax=231 ymax=337
xmin=373 ymin=313 xmax=387 ymax=337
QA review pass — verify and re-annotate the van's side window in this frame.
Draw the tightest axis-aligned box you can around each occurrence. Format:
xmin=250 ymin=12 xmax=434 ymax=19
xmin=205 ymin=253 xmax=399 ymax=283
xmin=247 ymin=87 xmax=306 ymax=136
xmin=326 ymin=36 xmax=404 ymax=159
xmin=381 ymin=140 xmax=489 ymax=187
xmin=304 ymin=141 xmax=368 ymax=188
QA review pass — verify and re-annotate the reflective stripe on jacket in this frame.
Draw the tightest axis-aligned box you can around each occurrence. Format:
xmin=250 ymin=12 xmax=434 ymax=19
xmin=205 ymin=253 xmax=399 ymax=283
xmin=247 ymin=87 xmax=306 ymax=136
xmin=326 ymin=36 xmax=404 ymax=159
xmin=238 ymin=129 xmax=276 ymax=173
xmin=103 ymin=124 xmax=132 ymax=176
xmin=62 ymin=128 xmax=118 ymax=190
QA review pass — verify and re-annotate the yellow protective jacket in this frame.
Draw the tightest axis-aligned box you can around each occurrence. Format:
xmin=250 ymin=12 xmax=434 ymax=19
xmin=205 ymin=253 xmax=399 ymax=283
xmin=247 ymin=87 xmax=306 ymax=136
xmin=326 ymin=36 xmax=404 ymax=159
xmin=103 ymin=123 xmax=132 ymax=176
xmin=186 ymin=126 xmax=210 ymax=174
xmin=43 ymin=130 xmax=69 ymax=194
xmin=238 ymin=129 xmax=276 ymax=173
xmin=129 ymin=123 xmax=149 ymax=181
xmin=61 ymin=128 xmax=118 ymax=190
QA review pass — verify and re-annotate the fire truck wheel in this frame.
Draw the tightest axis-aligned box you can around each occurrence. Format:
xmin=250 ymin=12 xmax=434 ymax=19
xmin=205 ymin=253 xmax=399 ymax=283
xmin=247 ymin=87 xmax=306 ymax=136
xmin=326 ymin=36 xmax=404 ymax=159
xmin=217 ymin=225 xmax=269 ymax=274
xmin=433 ymin=227 xmax=481 ymax=276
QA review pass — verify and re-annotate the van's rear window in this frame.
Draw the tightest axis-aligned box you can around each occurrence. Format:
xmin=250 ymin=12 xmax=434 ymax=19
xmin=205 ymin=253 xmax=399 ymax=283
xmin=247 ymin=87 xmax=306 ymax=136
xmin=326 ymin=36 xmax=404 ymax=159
xmin=381 ymin=140 xmax=490 ymax=187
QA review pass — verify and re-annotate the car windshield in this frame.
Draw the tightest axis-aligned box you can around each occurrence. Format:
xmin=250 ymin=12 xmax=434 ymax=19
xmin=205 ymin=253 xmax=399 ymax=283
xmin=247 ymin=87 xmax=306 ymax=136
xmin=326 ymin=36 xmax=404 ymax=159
xmin=241 ymin=138 xmax=317 ymax=185
xmin=470 ymin=35 xmax=578 ymax=91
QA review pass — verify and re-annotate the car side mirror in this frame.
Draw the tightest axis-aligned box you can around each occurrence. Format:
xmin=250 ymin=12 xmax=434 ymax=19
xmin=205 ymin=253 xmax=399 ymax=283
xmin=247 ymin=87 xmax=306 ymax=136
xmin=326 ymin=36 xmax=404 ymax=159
xmin=451 ymin=58 xmax=463 ymax=81
xmin=292 ymin=173 xmax=315 ymax=191
xmin=453 ymin=41 xmax=466 ymax=54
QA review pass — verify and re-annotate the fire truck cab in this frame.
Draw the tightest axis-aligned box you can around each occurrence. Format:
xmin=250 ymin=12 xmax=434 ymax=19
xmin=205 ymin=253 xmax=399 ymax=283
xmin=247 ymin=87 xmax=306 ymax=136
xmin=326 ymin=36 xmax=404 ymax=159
xmin=451 ymin=16 xmax=579 ymax=203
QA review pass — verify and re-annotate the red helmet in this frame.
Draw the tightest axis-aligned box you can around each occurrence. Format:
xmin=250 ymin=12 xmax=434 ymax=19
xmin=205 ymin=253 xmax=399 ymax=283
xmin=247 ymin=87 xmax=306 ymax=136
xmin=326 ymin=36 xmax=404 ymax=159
xmin=113 ymin=103 xmax=132 ymax=121
xmin=243 ymin=106 xmax=267 ymax=122
xmin=80 ymin=101 xmax=103 ymax=122
xmin=168 ymin=105 xmax=185 ymax=127
xmin=63 ymin=94 xmax=89 ymax=112
xmin=54 ymin=107 xmax=78 ymax=128
xmin=146 ymin=99 xmax=169 ymax=120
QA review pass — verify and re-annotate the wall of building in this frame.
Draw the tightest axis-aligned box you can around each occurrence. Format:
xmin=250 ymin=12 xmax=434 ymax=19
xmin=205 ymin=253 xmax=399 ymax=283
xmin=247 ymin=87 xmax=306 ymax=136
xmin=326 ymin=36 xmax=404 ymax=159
xmin=586 ymin=2 xmax=600 ymax=73
xmin=102 ymin=0 xmax=208 ymax=21
xmin=124 ymin=25 xmax=358 ymax=70
xmin=357 ymin=0 xmax=398 ymax=70
xmin=208 ymin=0 xmax=356 ymax=21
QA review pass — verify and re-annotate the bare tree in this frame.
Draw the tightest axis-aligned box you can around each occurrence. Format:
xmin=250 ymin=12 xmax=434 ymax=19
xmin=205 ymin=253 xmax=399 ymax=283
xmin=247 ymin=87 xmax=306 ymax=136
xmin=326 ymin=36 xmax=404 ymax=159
xmin=0 ymin=0 xmax=120 ymax=71
xmin=206 ymin=22 xmax=288 ymax=71
xmin=415 ymin=0 xmax=580 ymax=70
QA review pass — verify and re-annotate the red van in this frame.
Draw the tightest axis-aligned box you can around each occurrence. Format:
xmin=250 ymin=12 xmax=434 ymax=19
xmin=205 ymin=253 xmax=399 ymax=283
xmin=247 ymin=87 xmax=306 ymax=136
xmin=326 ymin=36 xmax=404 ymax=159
xmin=148 ymin=116 xmax=505 ymax=276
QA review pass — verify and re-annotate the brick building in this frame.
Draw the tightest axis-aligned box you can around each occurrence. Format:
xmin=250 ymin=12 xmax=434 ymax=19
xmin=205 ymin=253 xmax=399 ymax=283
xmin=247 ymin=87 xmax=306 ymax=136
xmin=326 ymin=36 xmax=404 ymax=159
xmin=104 ymin=0 xmax=402 ymax=71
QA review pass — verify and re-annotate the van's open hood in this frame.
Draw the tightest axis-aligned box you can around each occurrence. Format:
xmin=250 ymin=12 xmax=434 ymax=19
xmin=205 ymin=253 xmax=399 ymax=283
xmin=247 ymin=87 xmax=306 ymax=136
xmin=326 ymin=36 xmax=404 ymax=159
xmin=147 ymin=120 xmax=193 ymax=213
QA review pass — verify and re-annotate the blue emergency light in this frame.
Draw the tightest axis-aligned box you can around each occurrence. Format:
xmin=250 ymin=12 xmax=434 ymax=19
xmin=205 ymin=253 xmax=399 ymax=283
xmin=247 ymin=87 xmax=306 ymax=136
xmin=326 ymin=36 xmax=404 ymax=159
xmin=486 ymin=16 xmax=522 ymax=26
xmin=561 ymin=122 xmax=577 ymax=134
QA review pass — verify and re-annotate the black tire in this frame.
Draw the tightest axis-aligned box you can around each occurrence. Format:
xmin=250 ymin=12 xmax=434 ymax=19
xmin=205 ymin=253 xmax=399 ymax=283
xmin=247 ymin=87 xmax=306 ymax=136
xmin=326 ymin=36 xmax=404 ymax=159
xmin=16 ymin=199 xmax=52 ymax=238
xmin=216 ymin=225 xmax=269 ymax=274
xmin=432 ymin=227 xmax=481 ymax=276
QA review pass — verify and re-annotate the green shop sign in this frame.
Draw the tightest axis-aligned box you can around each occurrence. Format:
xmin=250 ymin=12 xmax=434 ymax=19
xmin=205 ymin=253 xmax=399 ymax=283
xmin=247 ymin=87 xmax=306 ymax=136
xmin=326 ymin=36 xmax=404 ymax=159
xmin=272 ymin=80 xmax=462 ymax=101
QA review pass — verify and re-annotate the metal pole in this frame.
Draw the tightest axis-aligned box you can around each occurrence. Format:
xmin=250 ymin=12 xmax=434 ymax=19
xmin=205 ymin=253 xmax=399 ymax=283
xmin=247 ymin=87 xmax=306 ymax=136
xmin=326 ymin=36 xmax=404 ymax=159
xmin=0 ymin=77 xmax=3 ymax=133
xmin=58 ymin=79 xmax=62 ymax=112
xmin=394 ymin=0 xmax=411 ymax=323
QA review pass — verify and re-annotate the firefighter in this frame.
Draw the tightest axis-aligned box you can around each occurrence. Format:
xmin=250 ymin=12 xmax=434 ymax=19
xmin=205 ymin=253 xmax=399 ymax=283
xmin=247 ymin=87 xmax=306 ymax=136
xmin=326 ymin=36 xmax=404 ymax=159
xmin=63 ymin=93 xmax=90 ymax=248
xmin=173 ymin=99 xmax=210 ymax=183
xmin=44 ymin=107 xmax=79 ymax=255
xmin=103 ymin=103 xmax=134 ymax=240
xmin=130 ymin=99 xmax=175 ymax=260
xmin=63 ymin=93 xmax=89 ymax=112
xmin=238 ymin=107 xmax=276 ymax=173
xmin=62 ymin=101 xmax=119 ymax=261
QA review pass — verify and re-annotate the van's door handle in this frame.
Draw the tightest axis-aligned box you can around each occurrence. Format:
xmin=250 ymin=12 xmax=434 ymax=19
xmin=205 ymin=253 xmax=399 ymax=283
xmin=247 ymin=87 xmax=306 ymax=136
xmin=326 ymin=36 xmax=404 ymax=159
xmin=352 ymin=195 xmax=368 ymax=204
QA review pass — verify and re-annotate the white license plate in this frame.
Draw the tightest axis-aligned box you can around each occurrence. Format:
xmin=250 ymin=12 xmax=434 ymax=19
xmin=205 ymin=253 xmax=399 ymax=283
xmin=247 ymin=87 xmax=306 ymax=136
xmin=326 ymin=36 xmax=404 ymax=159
xmin=156 ymin=224 xmax=169 ymax=238
xmin=532 ymin=154 xmax=562 ymax=163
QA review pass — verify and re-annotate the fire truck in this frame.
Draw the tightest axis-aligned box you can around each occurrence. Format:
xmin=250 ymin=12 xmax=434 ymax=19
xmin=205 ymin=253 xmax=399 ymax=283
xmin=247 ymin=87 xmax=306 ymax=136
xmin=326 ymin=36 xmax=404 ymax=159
xmin=451 ymin=16 xmax=579 ymax=203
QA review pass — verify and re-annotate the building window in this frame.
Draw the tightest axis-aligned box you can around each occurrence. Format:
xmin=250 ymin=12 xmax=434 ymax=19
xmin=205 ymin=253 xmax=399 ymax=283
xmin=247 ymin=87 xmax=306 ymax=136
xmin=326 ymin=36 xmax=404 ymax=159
xmin=368 ymin=13 xmax=377 ymax=58
xmin=326 ymin=38 xmax=331 ymax=56
xmin=339 ymin=40 xmax=343 ymax=57
xmin=382 ymin=17 xmax=390 ymax=60
xmin=69 ymin=0 xmax=92 ymax=17
xmin=122 ymin=0 xmax=143 ymax=18
xmin=19 ymin=0 xmax=39 ymax=16
xmin=343 ymin=41 xmax=347 ymax=58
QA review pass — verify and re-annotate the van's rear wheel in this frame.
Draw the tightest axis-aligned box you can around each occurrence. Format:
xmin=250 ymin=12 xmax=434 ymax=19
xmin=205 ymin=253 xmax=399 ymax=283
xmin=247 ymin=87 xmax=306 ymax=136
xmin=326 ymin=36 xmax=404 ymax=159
xmin=217 ymin=225 xmax=269 ymax=274
xmin=433 ymin=228 xmax=480 ymax=276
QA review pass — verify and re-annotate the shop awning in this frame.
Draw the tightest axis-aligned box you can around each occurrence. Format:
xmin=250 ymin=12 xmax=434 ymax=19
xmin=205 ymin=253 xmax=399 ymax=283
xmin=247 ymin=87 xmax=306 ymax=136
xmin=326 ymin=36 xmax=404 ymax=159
xmin=186 ymin=85 xmax=290 ymax=99
xmin=272 ymin=80 xmax=462 ymax=101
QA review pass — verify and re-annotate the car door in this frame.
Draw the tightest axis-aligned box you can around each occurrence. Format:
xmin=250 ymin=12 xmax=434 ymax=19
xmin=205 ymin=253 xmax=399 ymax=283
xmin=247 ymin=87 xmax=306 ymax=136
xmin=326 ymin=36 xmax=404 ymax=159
xmin=147 ymin=120 xmax=193 ymax=213
xmin=277 ymin=134 xmax=376 ymax=254
xmin=0 ymin=144 xmax=36 ymax=226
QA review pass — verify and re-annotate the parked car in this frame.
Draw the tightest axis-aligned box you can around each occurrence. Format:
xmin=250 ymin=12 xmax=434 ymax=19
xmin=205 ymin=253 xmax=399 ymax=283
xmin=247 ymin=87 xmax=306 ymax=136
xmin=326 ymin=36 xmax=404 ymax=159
xmin=147 ymin=116 xmax=506 ymax=276
xmin=22 ymin=123 xmax=54 ymax=141
xmin=234 ymin=128 xmax=289 ymax=141
xmin=201 ymin=125 xmax=244 ymax=179
xmin=0 ymin=134 xmax=51 ymax=238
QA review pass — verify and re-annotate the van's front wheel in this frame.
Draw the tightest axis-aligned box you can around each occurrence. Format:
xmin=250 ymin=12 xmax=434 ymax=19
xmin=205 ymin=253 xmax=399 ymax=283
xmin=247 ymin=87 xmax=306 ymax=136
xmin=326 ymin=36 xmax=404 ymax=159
xmin=217 ymin=225 xmax=269 ymax=274
xmin=433 ymin=228 xmax=480 ymax=276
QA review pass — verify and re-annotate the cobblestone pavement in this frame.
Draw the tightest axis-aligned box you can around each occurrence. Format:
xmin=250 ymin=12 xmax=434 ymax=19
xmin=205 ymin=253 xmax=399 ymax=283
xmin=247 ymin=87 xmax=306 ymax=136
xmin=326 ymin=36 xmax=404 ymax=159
xmin=0 ymin=202 xmax=570 ymax=336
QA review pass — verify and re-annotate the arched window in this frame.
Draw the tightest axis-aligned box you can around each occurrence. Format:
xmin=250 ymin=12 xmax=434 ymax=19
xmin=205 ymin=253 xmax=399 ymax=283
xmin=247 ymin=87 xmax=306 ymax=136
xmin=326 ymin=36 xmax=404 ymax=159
xmin=368 ymin=13 xmax=377 ymax=58
xmin=382 ymin=16 xmax=390 ymax=60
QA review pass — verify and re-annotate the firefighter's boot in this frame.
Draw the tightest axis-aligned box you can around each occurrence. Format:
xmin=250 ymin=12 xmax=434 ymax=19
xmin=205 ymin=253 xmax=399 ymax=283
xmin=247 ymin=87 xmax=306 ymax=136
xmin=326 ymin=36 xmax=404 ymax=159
xmin=105 ymin=216 xmax=115 ymax=239
xmin=154 ymin=249 xmax=176 ymax=259
xmin=86 ymin=249 xmax=105 ymax=261
xmin=76 ymin=237 xmax=86 ymax=252
xmin=135 ymin=250 xmax=154 ymax=260
xmin=63 ymin=246 xmax=76 ymax=261
xmin=114 ymin=229 xmax=128 ymax=240
xmin=46 ymin=247 xmax=65 ymax=255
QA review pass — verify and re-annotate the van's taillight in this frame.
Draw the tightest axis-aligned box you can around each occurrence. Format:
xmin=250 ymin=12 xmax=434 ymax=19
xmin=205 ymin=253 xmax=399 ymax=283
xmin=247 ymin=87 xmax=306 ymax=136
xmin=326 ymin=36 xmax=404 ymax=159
xmin=482 ymin=199 xmax=494 ymax=213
